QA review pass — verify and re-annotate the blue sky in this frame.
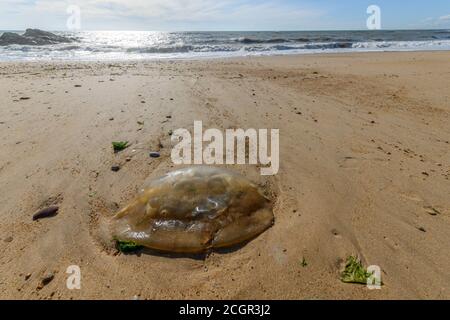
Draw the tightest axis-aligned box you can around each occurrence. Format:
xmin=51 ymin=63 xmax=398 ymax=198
xmin=0 ymin=0 xmax=449 ymax=31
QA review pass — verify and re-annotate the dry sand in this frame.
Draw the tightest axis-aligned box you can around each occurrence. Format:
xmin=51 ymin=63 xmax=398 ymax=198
xmin=0 ymin=51 xmax=449 ymax=299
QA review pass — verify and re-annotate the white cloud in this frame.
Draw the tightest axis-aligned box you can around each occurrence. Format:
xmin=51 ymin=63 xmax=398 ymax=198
xmin=1 ymin=0 xmax=325 ymax=30
xmin=422 ymin=13 xmax=450 ymax=28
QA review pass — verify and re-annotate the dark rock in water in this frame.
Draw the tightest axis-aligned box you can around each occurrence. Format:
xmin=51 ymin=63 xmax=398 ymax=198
xmin=32 ymin=206 xmax=59 ymax=221
xmin=0 ymin=32 xmax=30 ymax=45
xmin=0 ymin=29 xmax=74 ymax=46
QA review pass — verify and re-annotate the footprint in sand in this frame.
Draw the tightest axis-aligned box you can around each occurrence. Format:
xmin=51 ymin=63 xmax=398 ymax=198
xmin=339 ymin=156 xmax=360 ymax=170
xmin=399 ymin=193 xmax=423 ymax=202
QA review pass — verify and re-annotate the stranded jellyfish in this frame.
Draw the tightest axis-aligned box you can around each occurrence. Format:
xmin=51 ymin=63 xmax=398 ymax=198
xmin=112 ymin=166 xmax=274 ymax=253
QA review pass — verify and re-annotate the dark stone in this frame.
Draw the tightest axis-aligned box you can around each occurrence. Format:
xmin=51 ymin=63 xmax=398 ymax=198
xmin=149 ymin=152 xmax=160 ymax=158
xmin=40 ymin=272 xmax=54 ymax=287
xmin=111 ymin=165 xmax=121 ymax=172
xmin=32 ymin=206 xmax=59 ymax=221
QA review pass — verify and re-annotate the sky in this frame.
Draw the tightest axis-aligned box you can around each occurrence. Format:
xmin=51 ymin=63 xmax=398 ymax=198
xmin=0 ymin=0 xmax=449 ymax=31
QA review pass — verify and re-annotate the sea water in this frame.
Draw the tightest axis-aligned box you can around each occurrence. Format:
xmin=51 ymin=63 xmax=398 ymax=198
xmin=0 ymin=29 xmax=449 ymax=61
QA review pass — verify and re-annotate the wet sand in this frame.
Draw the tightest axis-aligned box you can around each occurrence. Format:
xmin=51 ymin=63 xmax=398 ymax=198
xmin=0 ymin=51 xmax=449 ymax=299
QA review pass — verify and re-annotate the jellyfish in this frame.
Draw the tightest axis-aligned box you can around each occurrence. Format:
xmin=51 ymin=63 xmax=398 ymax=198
xmin=112 ymin=166 xmax=274 ymax=253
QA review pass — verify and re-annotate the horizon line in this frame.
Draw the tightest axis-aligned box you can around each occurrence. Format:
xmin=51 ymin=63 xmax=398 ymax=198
xmin=1 ymin=28 xmax=449 ymax=33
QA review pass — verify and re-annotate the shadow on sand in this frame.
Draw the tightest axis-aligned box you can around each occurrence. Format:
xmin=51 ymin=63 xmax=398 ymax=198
xmin=121 ymin=239 xmax=253 ymax=260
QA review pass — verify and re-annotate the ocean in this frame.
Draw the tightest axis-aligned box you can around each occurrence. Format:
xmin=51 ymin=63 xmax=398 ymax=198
xmin=0 ymin=30 xmax=449 ymax=61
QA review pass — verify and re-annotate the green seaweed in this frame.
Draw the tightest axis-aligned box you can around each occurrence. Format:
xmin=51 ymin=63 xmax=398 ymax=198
xmin=340 ymin=256 xmax=373 ymax=284
xmin=112 ymin=141 xmax=129 ymax=152
xmin=300 ymin=257 xmax=308 ymax=268
xmin=116 ymin=240 xmax=143 ymax=253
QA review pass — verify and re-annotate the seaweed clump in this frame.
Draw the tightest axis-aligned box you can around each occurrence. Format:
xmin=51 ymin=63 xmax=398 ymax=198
xmin=340 ymin=256 xmax=373 ymax=284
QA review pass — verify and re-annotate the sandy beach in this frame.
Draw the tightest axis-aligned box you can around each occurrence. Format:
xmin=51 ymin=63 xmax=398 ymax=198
xmin=0 ymin=51 xmax=449 ymax=299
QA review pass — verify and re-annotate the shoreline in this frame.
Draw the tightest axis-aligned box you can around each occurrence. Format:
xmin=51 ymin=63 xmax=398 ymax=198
xmin=0 ymin=48 xmax=450 ymax=64
xmin=0 ymin=51 xmax=449 ymax=299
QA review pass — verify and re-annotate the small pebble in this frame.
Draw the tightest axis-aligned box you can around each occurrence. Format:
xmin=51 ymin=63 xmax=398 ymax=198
xmin=111 ymin=165 xmax=121 ymax=172
xmin=33 ymin=206 xmax=59 ymax=221
xmin=418 ymin=227 xmax=426 ymax=233
xmin=149 ymin=152 xmax=160 ymax=158
xmin=425 ymin=206 xmax=440 ymax=216
xmin=38 ymin=272 xmax=54 ymax=289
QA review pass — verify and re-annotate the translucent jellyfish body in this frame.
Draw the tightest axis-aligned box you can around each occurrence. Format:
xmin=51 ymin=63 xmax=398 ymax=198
xmin=112 ymin=166 xmax=274 ymax=253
